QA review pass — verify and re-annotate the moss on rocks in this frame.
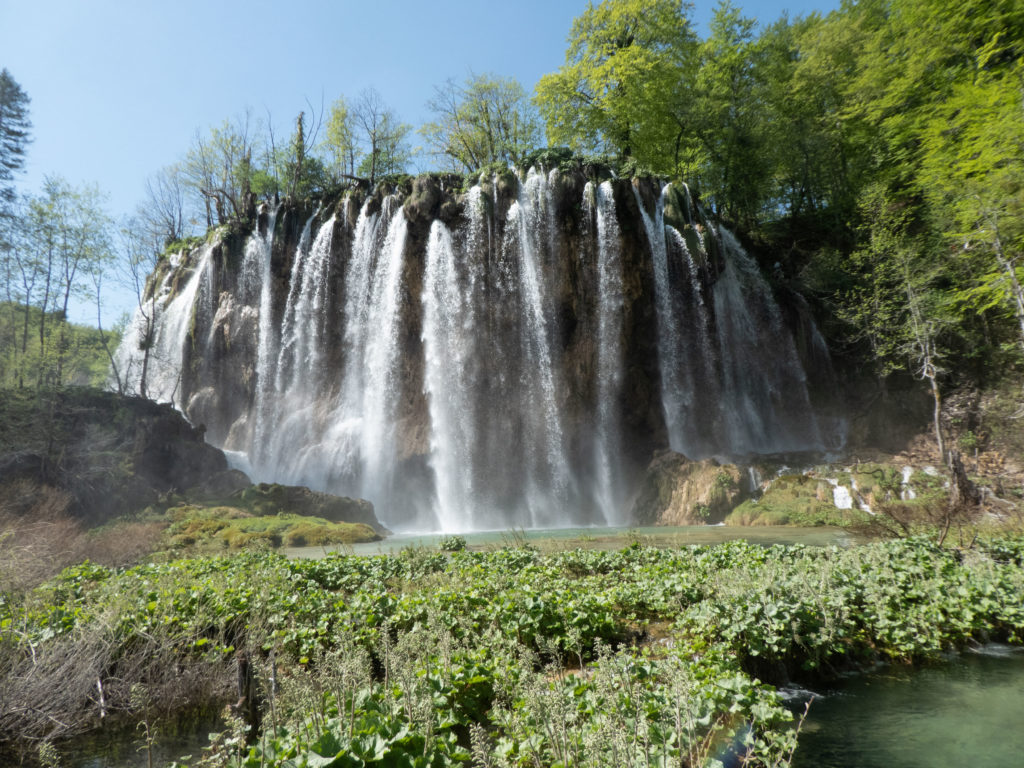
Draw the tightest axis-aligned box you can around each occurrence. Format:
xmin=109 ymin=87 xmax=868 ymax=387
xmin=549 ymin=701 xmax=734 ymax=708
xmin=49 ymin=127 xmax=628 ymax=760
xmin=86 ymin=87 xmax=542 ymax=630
xmin=631 ymin=450 xmax=745 ymax=525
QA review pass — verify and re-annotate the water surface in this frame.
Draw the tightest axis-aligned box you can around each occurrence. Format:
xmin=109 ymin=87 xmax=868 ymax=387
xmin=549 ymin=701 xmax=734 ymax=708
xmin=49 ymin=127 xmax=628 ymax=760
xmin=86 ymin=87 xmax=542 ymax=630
xmin=792 ymin=646 xmax=1024 ymax=768
xmin=285 ymin=524 xmax=856 ymax=557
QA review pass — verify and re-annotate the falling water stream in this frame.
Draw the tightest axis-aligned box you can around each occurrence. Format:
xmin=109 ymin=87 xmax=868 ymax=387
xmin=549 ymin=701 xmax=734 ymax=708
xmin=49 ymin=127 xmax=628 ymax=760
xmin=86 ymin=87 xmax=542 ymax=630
xmin=115 ymin=172 xmax=837 ymax=532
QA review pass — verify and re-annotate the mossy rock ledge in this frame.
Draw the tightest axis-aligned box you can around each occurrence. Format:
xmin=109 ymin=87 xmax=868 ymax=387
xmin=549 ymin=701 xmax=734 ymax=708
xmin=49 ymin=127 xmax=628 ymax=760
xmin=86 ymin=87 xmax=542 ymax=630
xmin=631 ymin=450 xmax=745 ymax=525
xmin=230 ymin=482 xmax=385 ymax=535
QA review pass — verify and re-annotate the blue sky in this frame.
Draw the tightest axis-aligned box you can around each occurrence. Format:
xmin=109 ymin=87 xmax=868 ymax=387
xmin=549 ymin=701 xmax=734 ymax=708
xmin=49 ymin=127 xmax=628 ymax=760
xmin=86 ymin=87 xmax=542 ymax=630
xmin=1 ymin=0 xmax=837 ymax=321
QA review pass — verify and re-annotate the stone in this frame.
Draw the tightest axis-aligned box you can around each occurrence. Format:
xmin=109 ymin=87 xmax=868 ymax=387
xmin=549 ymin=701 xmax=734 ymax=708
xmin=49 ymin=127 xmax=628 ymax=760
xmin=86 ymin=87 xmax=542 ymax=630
xmin=631 ymin=450 xmax=745 ymax=525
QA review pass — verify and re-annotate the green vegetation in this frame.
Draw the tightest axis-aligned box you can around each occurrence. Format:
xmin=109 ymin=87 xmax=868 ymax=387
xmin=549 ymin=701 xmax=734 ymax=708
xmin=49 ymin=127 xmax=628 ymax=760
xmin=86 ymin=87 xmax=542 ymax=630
xmin=1 ymin=537 xmax=1022 ymax=765
xmin=0 ymin=302 xmax=118 ymax=389
xmin=727 ymin=475 xmax=854 ymax=527
xmin=164 ymin=507 xmax=378 ymax=551
xmin=535 ymin=0 xmax=1024 ymax=397
xmin=422 ymin=73 xmax=542 ymax=173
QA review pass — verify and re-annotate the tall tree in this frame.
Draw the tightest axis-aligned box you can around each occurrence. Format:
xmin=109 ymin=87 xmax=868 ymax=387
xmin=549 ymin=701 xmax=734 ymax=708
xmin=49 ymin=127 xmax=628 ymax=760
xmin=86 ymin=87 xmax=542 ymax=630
xmin=353 ymin=89 xmax=412 ymax=184
xmin=323 ymin=96 xmax=360 ymax=181
xmin=689 ymin=1 xmax=771 ymax=226
xmin=0 ymin=68 xmax=32 ymax=208
xmin=422 ymin=74 xmax=541 ymax=172
xmin=535 ymin=0 xmax=698 ymax=171
xmin=182 ymin=111 xmax=263 ymax=226
xmin=140 ymin=164 xmax=191 ymax=248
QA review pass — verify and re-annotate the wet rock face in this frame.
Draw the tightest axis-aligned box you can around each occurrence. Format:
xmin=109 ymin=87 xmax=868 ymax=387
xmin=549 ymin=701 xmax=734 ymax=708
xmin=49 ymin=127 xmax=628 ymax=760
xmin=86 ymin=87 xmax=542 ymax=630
xmin=132 ymin=409 xmax=228 ymax=491
xmin=631 ymin=450 xmax=746 ymax=525
xmin=119 ymin=168 xmax=837 ymax=532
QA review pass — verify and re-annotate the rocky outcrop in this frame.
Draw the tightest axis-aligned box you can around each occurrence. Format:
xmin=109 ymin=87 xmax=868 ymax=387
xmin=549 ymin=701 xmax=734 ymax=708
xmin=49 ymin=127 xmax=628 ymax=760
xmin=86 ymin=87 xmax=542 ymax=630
xmin=631 ymin=450 xmax=746 ymax=525
xmin=230 ymin=483 xmax=385 ymax=534
xmin=0 ymin=388 xmax=384 ymax=534
xmin=0 ymin=388 xmax=229 ymax=523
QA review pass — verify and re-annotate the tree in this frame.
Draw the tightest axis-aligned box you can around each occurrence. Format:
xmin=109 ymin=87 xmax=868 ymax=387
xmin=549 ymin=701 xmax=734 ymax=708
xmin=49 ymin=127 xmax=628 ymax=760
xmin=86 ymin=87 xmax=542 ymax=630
xmin=422 ymin=74 xmax=541 ymax=172
xmin=322 ymin=96 xmax=360 ymax=181
xmin=140 ymin=164 xmax=191 ymax=248
xmin=688 ymin=1 xmax=772 ymax=226
xmin=353 ymin=89 xmax=412 ymax=184
xmin=0 ymin=68 xmax=32 ymax=208
xmin=281 ymin=109 xmax=331 ymax=199
xmin=182 ymin=111 xmax=263 ymax=226
xmin=20 ymin=178 xmax=113 ymax=387
xmin=535 ymin=0 xmax=698 ymax=171
xmin=838 ymin=184 xmax=954 ymax=458
xmin=118 ymin=216 xmax=162 ymax=399
xmin=918 ymin=59 xmax=1024 ymax=354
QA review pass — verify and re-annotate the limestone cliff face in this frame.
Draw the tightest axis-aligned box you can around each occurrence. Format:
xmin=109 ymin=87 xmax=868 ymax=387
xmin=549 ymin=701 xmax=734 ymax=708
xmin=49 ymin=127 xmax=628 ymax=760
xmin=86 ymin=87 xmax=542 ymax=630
xmin=116 ymin=168 xmax=840 ymax=531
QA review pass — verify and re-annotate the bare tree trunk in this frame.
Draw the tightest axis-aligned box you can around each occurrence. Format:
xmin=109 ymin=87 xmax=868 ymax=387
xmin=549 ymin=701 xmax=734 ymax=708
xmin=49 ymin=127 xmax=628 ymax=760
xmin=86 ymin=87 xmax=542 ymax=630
xmin=93 ymin=272 xmax=123 ymax=394
xmin=981 ymin=207 xmax=1024 ymax=354
xmin=925 ymin=363 xmax=945 ymax=463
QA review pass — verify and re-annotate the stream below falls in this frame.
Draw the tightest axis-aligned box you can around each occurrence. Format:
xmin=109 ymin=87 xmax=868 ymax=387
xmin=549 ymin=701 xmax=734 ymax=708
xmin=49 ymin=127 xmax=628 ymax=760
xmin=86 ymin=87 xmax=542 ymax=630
xmin=790 ymin=645 xmax=1024 ymax=767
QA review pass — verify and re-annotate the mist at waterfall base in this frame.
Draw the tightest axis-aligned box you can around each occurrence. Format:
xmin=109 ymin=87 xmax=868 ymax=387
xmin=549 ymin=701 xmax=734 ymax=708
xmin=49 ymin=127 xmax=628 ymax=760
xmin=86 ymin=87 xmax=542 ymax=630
xmin=114 ymin=171 xmax=843 ymax=533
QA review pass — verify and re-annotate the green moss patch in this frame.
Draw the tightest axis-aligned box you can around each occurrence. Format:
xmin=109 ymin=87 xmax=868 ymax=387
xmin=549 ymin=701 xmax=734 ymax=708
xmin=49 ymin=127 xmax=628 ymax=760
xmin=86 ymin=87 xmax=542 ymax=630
xmin=726 ymin=474 xmax=869 ymax=527
xmin=165 ymin=506 xmax=380 ymax=551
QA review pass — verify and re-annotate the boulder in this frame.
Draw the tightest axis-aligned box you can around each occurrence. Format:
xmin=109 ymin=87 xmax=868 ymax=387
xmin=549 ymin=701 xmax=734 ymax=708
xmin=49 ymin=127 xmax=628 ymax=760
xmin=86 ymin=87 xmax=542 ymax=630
xmin=631 ymin=450 xmax=745 ymax=525
xmin=231 ymin=483 xmax=386 ymax=534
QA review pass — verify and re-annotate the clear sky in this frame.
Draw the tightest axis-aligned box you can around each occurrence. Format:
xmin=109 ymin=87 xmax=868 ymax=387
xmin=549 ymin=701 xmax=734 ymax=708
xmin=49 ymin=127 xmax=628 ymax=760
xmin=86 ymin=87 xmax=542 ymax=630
xmin=1 ymin=0 xmax=837 ymax=322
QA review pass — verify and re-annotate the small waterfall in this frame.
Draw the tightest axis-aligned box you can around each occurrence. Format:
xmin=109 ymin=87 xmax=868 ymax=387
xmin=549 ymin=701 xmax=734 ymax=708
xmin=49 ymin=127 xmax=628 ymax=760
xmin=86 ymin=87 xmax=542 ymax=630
xmin=246 ymin=207 xmax=279 ymax=466
xmin=592 ymin=180 xmax=624 ymax=524
xmin=115 ymin=245 xmax=213 ymax=405
xmin=505 ymin=169 xmax=572 ymax=527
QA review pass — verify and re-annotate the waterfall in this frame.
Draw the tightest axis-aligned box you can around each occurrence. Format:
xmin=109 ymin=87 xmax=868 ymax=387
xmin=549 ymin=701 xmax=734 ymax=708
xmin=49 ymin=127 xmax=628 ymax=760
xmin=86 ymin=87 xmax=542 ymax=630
xmin=592 ymin=180 xmax=624 ymax=524
xmin=633 ymin=183 xmax=694 ymax=455
xmin=712 ymin=228 xmax=822 ymax=454
xmin=114 ymin=172 xmax=841 ymax=533
xmin=505 ymin=169 xmax=572 ymax=527
xmin=423 ymin=217 xmax=479 ymax=531
xmin=248 ymin=207 xmax=281 ymax=467
xmin=115 ymin=244 xmax=213 ymax=406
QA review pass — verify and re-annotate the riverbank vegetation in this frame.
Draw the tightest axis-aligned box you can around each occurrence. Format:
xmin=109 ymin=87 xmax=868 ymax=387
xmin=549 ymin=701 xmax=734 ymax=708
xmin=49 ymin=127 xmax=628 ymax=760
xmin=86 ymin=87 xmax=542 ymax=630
xmin=1 ymin=536 xmax=1022 ymax=766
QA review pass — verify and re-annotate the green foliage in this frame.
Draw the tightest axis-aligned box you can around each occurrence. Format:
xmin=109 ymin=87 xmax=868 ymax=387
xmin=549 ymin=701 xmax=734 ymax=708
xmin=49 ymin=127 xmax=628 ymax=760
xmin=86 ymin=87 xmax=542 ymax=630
xmin=422 ymin=73 xmax=541 ymax=172
xmin=6 ymin=537 xmax=1024 ymax=764
xmin=0 ymin=302 xmax=119 ymax=388
xmin=0 ymin=68 xmax=31 ymax=207
xmin=437 ymin=535 xmax=467 ymax=552
xmin=535 ymin=0 xmax=698 ymax=172
xmin=534 ymin=0 xmax=1024 ymax=381
xmin=163 ymin=507 xmax=378 ymax=551
xmin=727 ymin=474 xmax=856 ymax=527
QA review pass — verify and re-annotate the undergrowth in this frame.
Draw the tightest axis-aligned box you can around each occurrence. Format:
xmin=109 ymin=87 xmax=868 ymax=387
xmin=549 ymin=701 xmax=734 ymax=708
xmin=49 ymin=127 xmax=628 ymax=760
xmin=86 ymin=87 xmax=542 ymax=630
xmin=1 ymin=536 xmax=1022 ymax=766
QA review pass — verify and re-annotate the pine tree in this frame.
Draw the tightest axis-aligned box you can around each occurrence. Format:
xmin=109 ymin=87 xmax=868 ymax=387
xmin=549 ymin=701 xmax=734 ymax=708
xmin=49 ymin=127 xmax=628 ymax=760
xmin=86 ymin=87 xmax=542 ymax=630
xmin=0 ymin=68 xmax=32 ymax=206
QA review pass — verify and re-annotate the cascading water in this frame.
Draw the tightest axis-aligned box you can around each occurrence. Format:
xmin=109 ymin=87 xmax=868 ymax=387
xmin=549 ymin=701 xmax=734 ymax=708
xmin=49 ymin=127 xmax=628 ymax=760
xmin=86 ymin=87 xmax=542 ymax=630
xmin=115 ymin=171 xmax=841 ymax=532
xmin=422 ymin=215 xmax=480 ymax=531
xmin=633 ymin=184 xmax=693 ymax=456
xmin=633 ymin=184 xmax=826 ymax=460
xmin=591 ymin=180 xmax=625 ymax=524
xmin=115 ymin=244 xmax=213 ymax=406
xmin=712 ymin=228 xmax=822 ymax=454
xmin=248 ymin=208 xmax=280 ymax=466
